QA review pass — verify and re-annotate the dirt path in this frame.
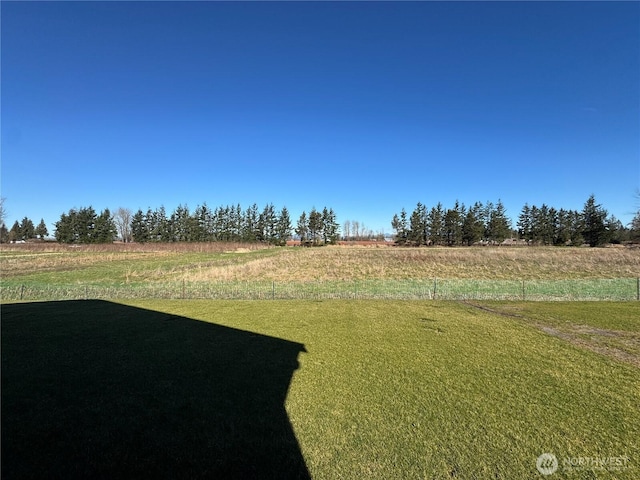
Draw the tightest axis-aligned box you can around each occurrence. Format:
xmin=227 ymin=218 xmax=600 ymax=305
xmin=460 ymin=301 xmax=640 ymax=368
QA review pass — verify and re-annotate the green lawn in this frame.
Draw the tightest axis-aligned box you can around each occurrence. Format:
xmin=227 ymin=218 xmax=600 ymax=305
xmin=2 ymin=300 xmax=638 ymax=479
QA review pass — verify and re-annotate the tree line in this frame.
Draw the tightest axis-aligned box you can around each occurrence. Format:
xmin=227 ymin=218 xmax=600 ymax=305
xmin=54 ymin=207 xmax=119 ymax=244
xmin=391 ymin=200 xmax=511 ymax=246
xmin=516 ymin=195 xmax=626 ymax=247
xmin=391 ymin=195 xmax=635 ymax=247
xmin=128 ymin=203 xmax=295 ymax=245
xmin=0 ymin=197 xmax=51 ymax=243
xmin=1 ymin=217 xmax=49 ymax=243
xmin=294 ymin=207 xmax=340 ymax=245
xmin=2 ymin=195 xmax=639 ymax=246
xmin=6 ymin=202 xmax=340 ymax=245
xmin=128 ymin=204 xmax=340 ymax=245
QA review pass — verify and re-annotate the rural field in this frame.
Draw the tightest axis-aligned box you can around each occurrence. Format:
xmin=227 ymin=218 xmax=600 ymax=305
xmin=1 ymin=243 xmax=639 ymax=301
xmin=1 ymin=243 xmax=639 ymax=478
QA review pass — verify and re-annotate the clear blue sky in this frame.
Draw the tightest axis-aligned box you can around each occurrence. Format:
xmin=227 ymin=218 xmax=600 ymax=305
xmin=2 ymin=1 xmax=639 ymax=235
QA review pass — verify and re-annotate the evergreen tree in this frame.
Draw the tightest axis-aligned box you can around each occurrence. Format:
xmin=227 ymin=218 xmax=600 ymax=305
xmin=35 ymin=218 xmax=48 ymax=239
xmin=219 ymin=205 xmax=233 ymax=241
xmin=9 ymin=220 xmax=21 ymax=242
xmin=429 ymin=203 xmax=445 ymax=245
xmin=171 ymin=204 xmax=190 ymax=242
xmin=276 ymin=206 xmax=292 ymax=245
xmin=606 ymin=215 xmax=625 ymax=244
xmin=54 ymin=206 xmax=102 ymax=243
xmin=295 ymin=211 xmax=308 ymax=244
xmin=0 ymin=223 xmax=8 ymax=243
xmin=444 ymin=201 xmax=465 ymax=246
xmin=259 ymin=203 xmax=278 ymax=244
xmin=630 ymin=209 xmax=640 ymax=243
xmin=568 ymin=210 xmax=585 ymax=246
xmin=391 ymin=214 xmax=402 ymax=242
xmin=241 ymin=203 xmax=259 ymax=242
xmin=194 ymin=203 xmax=214 ymax=242
xmin=93 ymin=208 xmax=117 ymax=243
xmin=555 ymin=209 xmax=572 ymax=245
xmin=157 ymin=206 xmax=173 ymax=242
xmin=320 ymin=207 xmax=330 ymax=245
xmin=530 ymin=205 xmax=541 ymax=243
xmin=322 ymin=207 xmax=340 ymax=244
xmin=217 ymin=205 xmax=229 ymax=241
xmin=480 ymin=201 xmax=493 ymax=241
xmin=391 ymin=208 xmax=408 ymax=244
xmin=487 ymin=200 xmax=511 ymax=243
xmin=147 ymin=207 xmax=159 ymax=242
xmin=308 ymin=208 xmax=323 ymax=245
xmin=54 ymin=213 xmax=72 ymax=243
xmin=547 ymin=208 xmax=556 ymax=242
xmin=582 ymin=195 xmax=608 ymax=247
xmin=232 ymin=204 xmax=243 ymax=240
xmin=462 ymin=203 xmax=484 ymax=246
xmin=408 ymin=202 xmax=427 ymax=245
xmin=131 ymin=209 xmax=149 ymax=243
xmin=528 ymin=204 xmax=553 ymax=245
xmin=19 ymin=217 xmax=36 ymax=240
xmin=517 ymin=204 xmax=532 ymax=242
xmin=76 ymin=207 xmax=97 ymax=244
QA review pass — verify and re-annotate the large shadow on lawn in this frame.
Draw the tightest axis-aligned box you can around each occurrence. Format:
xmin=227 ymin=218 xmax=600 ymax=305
xmin=1 ymin=300 xmax=310 ymax=479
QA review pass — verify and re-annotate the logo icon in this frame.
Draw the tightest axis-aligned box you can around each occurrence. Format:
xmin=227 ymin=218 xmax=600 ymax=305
xmin=536 ymin=453 xmax=558 ymax=476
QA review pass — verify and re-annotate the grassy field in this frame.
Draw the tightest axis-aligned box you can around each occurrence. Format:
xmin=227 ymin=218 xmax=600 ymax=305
xmin=2 ymin=299 xmax=639 ymax=479
xmin=2 ymin=242 xmax=639 ymax=283
xmin=2 ymin=244 xmax=639 ymax=477
xmin=2 ymin=243 xmax=639 ymax=301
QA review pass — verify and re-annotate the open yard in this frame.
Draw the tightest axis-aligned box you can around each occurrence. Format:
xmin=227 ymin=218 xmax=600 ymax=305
xmin=1 ymin=299 xmax=638 ymax=479
xmin=1 ymin=244 xmax=639 ymax=477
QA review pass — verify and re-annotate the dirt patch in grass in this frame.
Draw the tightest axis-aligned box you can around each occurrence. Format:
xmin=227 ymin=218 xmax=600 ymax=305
xmin=464 ymin=302 xmax=640 ymax=368
xmin=539 ymin=324 xmax=640 ymax=368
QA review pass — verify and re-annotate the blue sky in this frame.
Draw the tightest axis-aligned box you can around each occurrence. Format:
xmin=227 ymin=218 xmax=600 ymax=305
xmin=2 ymin=1 xmax=639 ymax=235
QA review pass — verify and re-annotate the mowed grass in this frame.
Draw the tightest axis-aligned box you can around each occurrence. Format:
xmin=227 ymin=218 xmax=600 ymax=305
xmin=2 ymin=299 xmax=638 ymax=479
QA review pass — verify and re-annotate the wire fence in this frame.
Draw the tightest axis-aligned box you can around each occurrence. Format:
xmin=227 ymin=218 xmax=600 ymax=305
xmin=2 ymin=278 xmax=639 ymax=302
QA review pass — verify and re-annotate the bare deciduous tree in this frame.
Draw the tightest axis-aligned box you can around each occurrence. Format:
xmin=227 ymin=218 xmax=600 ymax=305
xmin=114 ymin=207 xmax=133 ymax=243
xmin=343 ymin=220 xmax=351 ymax=241
xmin=352 ymin=220 xmax=360 ymax=240
xmin=0 ymin=197 xmax=6 ymax=226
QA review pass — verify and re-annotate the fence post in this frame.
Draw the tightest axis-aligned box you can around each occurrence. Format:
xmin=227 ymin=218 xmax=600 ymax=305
xmin=433 ymin=278 xmax=437 ymax=300
xmin=637 ymin=277 xmax=639 ymax=301
xmin=272 ymin=281 xmax=275 ymax=300
xmin=522 ymin=279 xmax=525 ymax=301
xmin=182 ymin=279 xmax=186 ymax=299
xmin=20 ymin=284 xmax=25 ymax=301
xmin=85 ymin=286 xmax=88 ymax=300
